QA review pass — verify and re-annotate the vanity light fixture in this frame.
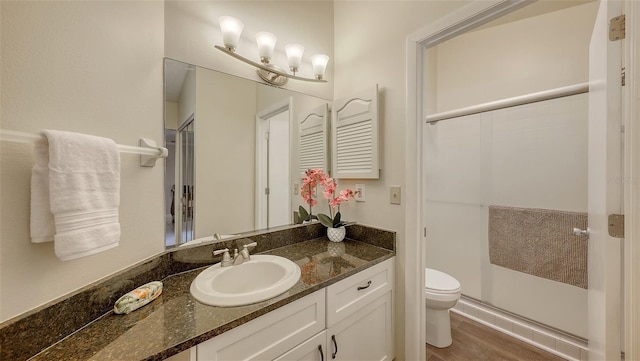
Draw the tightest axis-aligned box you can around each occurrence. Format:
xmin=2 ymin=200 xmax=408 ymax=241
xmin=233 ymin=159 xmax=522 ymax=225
xmin=216 ymin=16 xmax=328 ymax=86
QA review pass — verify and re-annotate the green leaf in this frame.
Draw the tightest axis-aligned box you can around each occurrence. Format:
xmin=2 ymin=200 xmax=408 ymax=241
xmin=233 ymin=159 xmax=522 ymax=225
xmin=298 ymin=205 xmax=310 ymax=221
xmin=317 ymin=213 xmax=334 ymax=228
xmin=333 ymin=212 xmax=341 ymax=227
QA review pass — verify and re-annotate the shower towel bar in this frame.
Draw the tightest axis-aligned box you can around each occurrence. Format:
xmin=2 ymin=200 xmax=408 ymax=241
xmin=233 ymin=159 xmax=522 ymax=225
xmin=426 ymin=82 xmax=589 ymax=124
xmin=0 ymin=129 xmax=168 ymax=167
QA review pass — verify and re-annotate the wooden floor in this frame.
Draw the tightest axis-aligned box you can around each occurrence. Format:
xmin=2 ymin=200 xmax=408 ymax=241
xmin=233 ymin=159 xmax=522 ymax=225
xmin=426 ymin=312 xmax=567 ymax=361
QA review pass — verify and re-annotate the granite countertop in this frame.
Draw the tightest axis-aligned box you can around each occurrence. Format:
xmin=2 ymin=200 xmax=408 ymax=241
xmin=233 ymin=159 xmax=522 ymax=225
xmin=29 ymin=238 xmax=394 ymax=360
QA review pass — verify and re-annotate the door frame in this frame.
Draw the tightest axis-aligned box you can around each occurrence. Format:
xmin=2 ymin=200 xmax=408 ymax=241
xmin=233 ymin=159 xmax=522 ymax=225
xmin=404 ymin=0 xmax=637 ymax=360
xmin=255 ymin=98 xmax=292 ymax=229
xmin=624 ymin=1 xmax=640 ymax=358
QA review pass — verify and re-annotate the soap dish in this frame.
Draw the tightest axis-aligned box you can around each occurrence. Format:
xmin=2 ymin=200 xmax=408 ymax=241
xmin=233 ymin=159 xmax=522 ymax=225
xmin=114 ymin=281 xmax=163 ymax=315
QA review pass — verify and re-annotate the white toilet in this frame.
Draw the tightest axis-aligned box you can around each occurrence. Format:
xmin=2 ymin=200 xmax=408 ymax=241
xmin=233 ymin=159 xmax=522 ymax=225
xmin=425 ymin=268 xmax=461 ymax=348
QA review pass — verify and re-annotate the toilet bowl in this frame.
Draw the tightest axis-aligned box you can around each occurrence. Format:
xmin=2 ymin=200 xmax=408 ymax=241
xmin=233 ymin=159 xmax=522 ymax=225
xmin=425 ymin=268 xmax=461 ymax=348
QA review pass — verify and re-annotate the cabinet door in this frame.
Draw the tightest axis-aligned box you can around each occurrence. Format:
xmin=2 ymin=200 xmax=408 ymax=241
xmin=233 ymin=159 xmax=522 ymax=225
xmin=327 ymin=291 xmax=393 ymax=361
xmin=331 ymin=84 xmax=379 ymax=179
xmin=326 ymin=258 xmax=393 ymax=327
xmin=197 ymin=289 xmax=325 ymax=361
xmin=274 ymin=331 xmax=326 ymax=361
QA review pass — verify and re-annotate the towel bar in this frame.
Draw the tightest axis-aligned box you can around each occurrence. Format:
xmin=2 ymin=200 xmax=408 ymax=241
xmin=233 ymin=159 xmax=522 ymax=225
xmin=0 ymin=129 xmax=168 ymax=167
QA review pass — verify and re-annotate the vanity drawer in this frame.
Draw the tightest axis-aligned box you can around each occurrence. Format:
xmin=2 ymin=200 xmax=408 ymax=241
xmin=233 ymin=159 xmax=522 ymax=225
xmin=197 ymin=289 xmax=326 ymax=361
xmin=326 ymin=257 xmax=394 ymax=327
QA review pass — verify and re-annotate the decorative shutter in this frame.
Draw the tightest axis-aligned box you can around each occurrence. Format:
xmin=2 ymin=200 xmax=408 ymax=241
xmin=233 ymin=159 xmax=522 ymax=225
xmin=299 ymin=103 xmax=330 ymax=176
xmin=331 ymin=84 xmax=379 ymax=179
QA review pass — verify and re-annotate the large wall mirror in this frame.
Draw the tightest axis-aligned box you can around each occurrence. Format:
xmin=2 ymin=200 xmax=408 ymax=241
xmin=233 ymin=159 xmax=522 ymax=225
xmin=164 ymin=58 xmax=331 ymax=248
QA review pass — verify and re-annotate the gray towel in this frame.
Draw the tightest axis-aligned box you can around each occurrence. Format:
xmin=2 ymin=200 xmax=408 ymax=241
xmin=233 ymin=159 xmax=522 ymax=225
xmin=488 ymin=205 xmax=588 ymax=289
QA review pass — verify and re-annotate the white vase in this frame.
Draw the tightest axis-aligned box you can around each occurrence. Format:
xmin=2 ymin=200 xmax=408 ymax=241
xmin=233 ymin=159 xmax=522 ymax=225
xmin=327 ymin=226 xmax=346 ymax=242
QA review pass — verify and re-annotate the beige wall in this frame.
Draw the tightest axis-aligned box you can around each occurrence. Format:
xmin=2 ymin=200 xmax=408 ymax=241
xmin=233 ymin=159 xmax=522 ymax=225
xmin=333 ymin=2 xmax=473 ymax=358
xmin=432 ymin=2 xmax=598 ymax=113
xmin=0 ymin=1 xmax=165 ymax=322
xmin=165 ymin=0 xmax=334 ymax=101
xmin=194 ymin=68 xmax=257 ymax=237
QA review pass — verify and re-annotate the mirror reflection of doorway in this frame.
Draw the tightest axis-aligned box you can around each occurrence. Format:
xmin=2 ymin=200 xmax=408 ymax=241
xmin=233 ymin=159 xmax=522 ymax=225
xmin=177 ymin=117 xmax=195 ymax=244
xmin=256 ymin=100 xmax=291 ymax=229
xmin=164 ymin=129 xmax=177 ymax=246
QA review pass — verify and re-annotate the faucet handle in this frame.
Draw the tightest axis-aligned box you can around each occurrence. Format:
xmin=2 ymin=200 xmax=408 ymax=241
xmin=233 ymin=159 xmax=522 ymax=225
xmin=243 ymin=242 xmax=257 ymax=249
xmin=213 ymin=248 xmax=229 ymax=256
xmin=213 ymin=248 xmax=232 ymax=267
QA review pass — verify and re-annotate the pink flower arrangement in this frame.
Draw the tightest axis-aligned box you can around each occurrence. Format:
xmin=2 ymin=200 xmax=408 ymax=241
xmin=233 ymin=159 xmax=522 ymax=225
xmin=299 ymin=168 xmax=356 ymax=228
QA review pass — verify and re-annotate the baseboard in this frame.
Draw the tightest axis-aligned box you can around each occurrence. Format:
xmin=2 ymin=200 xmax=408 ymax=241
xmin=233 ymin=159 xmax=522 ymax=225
xmin=452 ymin=297 xmax=588 ymax=361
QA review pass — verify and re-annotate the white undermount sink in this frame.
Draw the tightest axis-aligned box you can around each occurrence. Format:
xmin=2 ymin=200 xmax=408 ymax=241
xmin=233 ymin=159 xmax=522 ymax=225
xmin=190 ymin=255 xmax=301 ymax=307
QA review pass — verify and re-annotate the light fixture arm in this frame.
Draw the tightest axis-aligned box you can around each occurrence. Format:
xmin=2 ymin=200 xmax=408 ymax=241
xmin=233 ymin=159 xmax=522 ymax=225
xmin=215 ymin=45 xmax=327 ymax=85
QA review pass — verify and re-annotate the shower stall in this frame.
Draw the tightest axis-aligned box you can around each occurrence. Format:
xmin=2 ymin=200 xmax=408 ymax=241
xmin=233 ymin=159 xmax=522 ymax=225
xmin=424 ymin=88 xmax=589 ymax=340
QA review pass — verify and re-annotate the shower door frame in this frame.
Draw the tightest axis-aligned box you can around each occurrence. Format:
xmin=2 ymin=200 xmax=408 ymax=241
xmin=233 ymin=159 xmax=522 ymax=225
xmin=404 ymin=0 xmax=640 ymax=360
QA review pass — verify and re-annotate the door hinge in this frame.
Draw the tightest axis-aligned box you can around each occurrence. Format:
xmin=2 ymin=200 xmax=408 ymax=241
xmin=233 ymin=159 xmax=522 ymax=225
xmin=609 ymin=15 xmax=625 ymax=41
xmin=424 ymin=227 xmax=427 ymax=237
xmin=608 ymin=214 xmax=624 ymax=238
xmin=264 ymin=132 xmax=270 ymax=140
xmin=622 ymin=67 xmax=626 ymax=86
xmin=264 ymin=187 xmax=270 ymax=195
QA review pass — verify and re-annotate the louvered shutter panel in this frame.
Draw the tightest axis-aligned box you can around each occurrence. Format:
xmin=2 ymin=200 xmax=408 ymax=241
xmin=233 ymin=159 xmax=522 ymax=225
xmin=299 ymin=103 xmax=330 ymax=176
xmin=331 ymin=84 xmax=379 ymax=179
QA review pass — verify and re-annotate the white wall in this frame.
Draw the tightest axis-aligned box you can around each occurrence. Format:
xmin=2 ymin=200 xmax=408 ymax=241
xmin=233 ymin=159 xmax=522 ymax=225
xmin=166 ymin=101 xmax=179 ymax=130
xmin=194 ymin=67 xmax=257 ymax=236
xmin=332 ymin=2 xmax=474 ymax=359
xmin=165 ymin=1 xmax=334 ymax=100
xmin=179 ymin=70 xmax=196 ymax=127
xmin=0 ymin=1 xmax=164 ymax=322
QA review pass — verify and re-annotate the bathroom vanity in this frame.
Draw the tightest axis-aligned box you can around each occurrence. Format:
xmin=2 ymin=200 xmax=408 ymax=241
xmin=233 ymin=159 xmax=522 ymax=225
xmin=188 ymin=258 xmax=393 ymax=361
xmin=2 ymin=223 xmax=395 ymax=360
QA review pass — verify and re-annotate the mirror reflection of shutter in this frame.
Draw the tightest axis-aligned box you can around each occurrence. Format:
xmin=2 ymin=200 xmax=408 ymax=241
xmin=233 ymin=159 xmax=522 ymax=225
xmin=299 ymin=103 xmax=330 ymax=176
xmin=331 ymin=84 xmax=379 ymax=179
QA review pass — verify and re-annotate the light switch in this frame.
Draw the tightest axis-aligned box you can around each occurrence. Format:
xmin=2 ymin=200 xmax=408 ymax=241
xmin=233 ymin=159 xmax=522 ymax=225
xmin=293 ymin=183 xmax=299 ymax=195
xmin=390 ymin=186 xmax=401 ymax=205
xmin=355 ymin=184 xmax=365 ymax=202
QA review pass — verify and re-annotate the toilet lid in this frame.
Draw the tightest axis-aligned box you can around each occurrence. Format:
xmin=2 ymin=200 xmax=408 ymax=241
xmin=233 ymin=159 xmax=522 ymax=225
xmin=425 ymin=268 xmax=461 ymax=294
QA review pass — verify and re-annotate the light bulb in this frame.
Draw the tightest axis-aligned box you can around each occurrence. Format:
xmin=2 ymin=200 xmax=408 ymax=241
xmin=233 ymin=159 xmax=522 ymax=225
xmin=285 ymin=44 xmax=305 ymax=74
xmin=311 ymin=54 xmax=329 ymax=80
xmin=218 ymin=16 xmax=244 ymax=51
xmin=255 ymin=32 xmax=277 ymax=64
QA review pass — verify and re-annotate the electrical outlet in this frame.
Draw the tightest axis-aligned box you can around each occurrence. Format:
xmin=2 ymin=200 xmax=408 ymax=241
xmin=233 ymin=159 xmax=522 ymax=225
xmin=355 ymin=184 xmax=365 ymax=202
xmin=293 ymin=183 xmax=299 ymax=195
xmin=390 ymin=186 xmax=401 ymax=205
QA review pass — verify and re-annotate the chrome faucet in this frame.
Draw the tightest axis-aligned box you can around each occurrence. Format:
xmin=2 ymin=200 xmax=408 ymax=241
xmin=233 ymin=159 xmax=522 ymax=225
xmin=233 ymin=241 xmax=257 ymax=266
xmin=213 ymin=240 xmax=257 ymax=267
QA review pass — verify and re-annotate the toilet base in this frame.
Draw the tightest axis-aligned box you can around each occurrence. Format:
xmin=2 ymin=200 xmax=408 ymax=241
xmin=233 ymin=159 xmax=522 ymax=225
xmin=426 ymin=309 xmax=452 ymax=348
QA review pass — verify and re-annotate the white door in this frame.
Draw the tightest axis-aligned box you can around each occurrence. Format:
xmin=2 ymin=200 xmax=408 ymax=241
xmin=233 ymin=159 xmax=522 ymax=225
xmin=256 ymin=100 xmax=292 ymax=229
xmin=267 ymin=110 xmax=291 ymax=227
xmin=588 ymin=0 xmax=623 ymax=359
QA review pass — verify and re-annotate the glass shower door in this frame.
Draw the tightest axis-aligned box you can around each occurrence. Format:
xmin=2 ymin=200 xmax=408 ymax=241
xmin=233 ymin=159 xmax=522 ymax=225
xmin=424 ymin=93 xmax=589 ymax=339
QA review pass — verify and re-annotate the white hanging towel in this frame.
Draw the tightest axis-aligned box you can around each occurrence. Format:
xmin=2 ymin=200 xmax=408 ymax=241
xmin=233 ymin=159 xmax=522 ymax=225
xmin=30 ymin=130 xmax=121 ymax=261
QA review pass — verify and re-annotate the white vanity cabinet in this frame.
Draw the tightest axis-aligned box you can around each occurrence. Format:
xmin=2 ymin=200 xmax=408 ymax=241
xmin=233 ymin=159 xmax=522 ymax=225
xmin=325 ymin=258 xmax=394 ymax=361
xmin=273 ymin=330 xmax=327 ymax=361
xmin=192 ymin=257 xmax=394 ymax=361
xmin=196 ymin=289 xmax=326 ymax=360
